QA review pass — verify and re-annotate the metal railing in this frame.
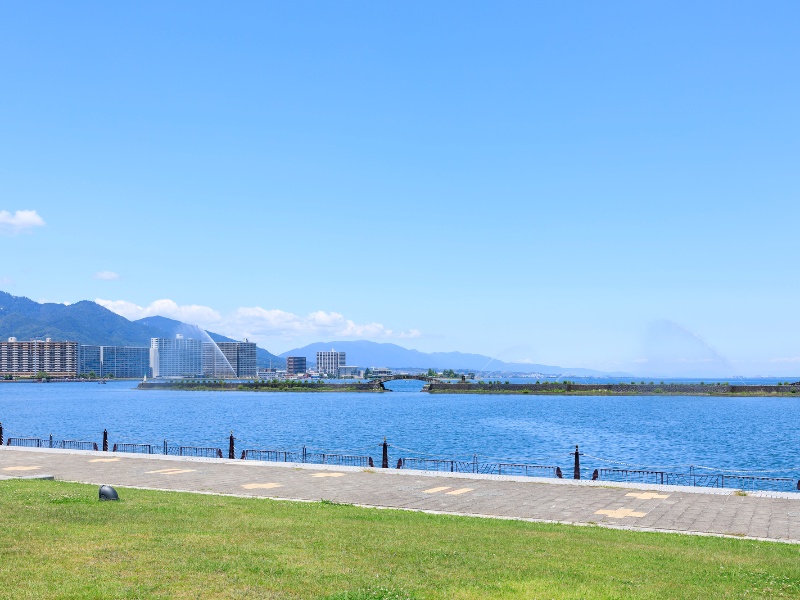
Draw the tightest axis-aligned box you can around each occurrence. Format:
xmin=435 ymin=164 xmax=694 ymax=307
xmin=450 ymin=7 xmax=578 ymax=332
xmin=113 ymin=443 xmax=157 ymax=454
xmin=242 ymin=447 xmax=372 ymax=467
xmin=61 ymin=440 xmax=98 ymax=451
xmin=4 ymin=425 xmax=798 ymax=494
xmin=241 ymin=449 xmax=302 ymax=462
xmin=6 ymin=437 xmax=96 ymax=451
xmin=597 ymin=468 xmax=799 ymax=493
xmin=6 ymin=437 xmax=53 ymax=448
xmin=398 ymin=457 xmax=558 ymax=477
xmin=178 ymin=446 xmax=223 ymax=458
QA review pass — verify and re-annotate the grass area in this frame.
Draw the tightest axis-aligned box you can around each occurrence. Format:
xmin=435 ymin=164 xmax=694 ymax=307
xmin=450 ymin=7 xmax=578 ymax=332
xmin=1 ymin=480 xmax=798 ymax=599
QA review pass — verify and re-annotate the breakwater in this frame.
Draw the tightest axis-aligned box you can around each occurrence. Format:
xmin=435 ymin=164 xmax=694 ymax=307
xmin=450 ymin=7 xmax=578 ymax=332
xmin=137 ymin=380 xmax=382 ymax=392
xmin=427 ymin=382 xmax=800 ymax=395
xmin=138 ymin=380 xmax=800 ymax=395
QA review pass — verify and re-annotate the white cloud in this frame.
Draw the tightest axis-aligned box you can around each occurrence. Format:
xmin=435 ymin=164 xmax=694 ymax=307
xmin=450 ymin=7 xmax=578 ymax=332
xmin=769 ymin=356 xmax=800 ymax=363
xmin=93 ymin=271 xmax=120 ymax=280
xmin=96 ymin=298 xmax=422 ymax=344
xmin=0 ymin=210 xmax=46 ymax=235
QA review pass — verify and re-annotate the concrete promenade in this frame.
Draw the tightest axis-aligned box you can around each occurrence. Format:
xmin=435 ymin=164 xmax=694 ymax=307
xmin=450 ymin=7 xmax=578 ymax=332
xmin=2 ymin=446 xmax=799 ymax=544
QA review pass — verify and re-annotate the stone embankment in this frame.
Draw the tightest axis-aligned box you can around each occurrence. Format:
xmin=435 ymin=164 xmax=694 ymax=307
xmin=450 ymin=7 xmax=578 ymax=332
xmin=138 ymin=381 xmax=381 ymax=392
xmin=427 ymin=382 xmax=800 ymax=395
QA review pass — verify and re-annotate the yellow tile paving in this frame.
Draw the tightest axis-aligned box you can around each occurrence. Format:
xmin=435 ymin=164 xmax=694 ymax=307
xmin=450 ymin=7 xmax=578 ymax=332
xmin=311 ymin=472 xmax=345 ymax=478
xmin=2 ymin=466 xmax=41 ymax=472
xmin=241 ymin=483 xmax=283 ymax=490
xmin=625 ymin=491 xmax=669 ymax=500
xmin=145 ymin=468 xmax=196 ymax=475
xmin=445 ymin=488 xmax=474 ymax=495
xmin=423 ymin=486 xmax=451 ymax=494
xmin=89 ymin=458 xmax=121 ymax=463
xmin=595 ymin=507 xmax=647 ymax=519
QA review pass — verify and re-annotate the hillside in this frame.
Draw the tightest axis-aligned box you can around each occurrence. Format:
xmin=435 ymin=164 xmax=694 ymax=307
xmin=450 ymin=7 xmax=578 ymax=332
xmin=0 ymin=292 xmax=284 ymax=368
xmin=0 ymin=292 xmax=164 ymax=346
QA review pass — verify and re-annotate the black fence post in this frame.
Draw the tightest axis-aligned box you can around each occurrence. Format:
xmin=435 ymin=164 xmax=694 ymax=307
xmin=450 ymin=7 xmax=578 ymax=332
xmin=163 ymin=439 xmax=168 ymax=455
xmin=49 ymin=434 xmax=53 ymax=449
xmin=229 ymin=431 xmax=235 ymax=460
xmin=382 ymin=438 xmax=388 ymax=468
xmin=573 ymin=445 xmax=580 ymax=480
xmin=103 ymin=429 xmax=108 ymax=452
xmin=0 ymin=422 xmax=3 ymax=445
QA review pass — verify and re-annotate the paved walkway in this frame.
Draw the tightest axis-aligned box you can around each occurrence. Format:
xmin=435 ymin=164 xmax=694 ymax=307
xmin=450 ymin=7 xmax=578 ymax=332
xmin=2 ymin=446 xmax=799 ymax=544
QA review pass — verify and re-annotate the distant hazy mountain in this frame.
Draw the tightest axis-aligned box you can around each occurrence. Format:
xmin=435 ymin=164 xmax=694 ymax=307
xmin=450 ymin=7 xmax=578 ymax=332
xmin=280 ymin=340 xmax=613 ymax=376
xmin=0 ymin=291 xmax=284 ymax=368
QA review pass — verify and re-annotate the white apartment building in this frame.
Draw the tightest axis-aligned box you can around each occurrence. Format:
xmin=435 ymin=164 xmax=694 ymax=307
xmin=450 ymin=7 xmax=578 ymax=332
xmin=150 ymin=335 xmax=202 ymax=378
xmin=316 ymin=350 xmax=345 ymax=376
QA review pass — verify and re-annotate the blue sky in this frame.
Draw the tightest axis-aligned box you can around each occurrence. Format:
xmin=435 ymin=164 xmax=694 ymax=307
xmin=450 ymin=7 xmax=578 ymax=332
xmin=1 ymin=2 xmax=799 ymax=376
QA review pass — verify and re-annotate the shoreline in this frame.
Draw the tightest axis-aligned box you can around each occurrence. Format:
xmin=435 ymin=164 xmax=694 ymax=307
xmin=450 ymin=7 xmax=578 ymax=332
xmin=135 ymin=381 xmax=800 ymax=396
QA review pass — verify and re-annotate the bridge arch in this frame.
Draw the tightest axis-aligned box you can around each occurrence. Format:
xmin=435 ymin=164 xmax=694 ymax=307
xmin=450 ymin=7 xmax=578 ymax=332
xmin=367 ymin=373 xmax=437 ymax=390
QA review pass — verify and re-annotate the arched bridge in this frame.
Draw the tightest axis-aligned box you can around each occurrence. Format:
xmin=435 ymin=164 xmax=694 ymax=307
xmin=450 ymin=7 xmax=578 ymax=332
xmin=367 ymin=373 xmax=438 ymax=390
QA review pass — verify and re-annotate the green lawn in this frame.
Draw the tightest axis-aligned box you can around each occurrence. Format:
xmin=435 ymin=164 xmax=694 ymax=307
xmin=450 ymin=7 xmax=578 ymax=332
xmin=0 ymin=480 xmax=798 ymax=599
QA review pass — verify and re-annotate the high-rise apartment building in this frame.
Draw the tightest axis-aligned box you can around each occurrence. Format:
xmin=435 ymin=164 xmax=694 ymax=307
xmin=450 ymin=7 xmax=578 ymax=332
xmin=202 ymin=340 xmax=257 ymax=378
xmin=79 ymin=345 xmax=150 ymax=378
xmin=286 ymin=356 xmax=307 ymax=376
xmin=316 ymin=350 xmax=345 ymax=376
xmin=1 ymin=338 xmax=79 ymax=377
xmin=150 ymin=335 xmax=202 ymax=378
xmin=78 ymin=345 xmax=102 ymax=376
xmin=101 ymin=346 xmax=150 ymax=378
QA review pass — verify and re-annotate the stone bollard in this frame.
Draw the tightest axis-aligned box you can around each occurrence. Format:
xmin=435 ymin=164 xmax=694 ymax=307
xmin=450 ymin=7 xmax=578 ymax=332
xmin=573 ymin=445 xmax=580 ymax=480
xmin=592 ymin=469 xmax=599 ymax=481
xmin=229 ymin=431 xmax=235 ymax=460
xmin=382 ymin=438 xmax=389 ymax=469
xmin=102 ymin=429 xmax=108 ymax=452
xmin=556 ymin=466 xmax=563 ymax=478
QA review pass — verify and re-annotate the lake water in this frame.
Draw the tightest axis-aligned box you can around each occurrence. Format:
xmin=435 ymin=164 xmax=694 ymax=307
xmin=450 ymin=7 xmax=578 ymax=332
xmin=1 ymin=379 xmax=798 ymax=476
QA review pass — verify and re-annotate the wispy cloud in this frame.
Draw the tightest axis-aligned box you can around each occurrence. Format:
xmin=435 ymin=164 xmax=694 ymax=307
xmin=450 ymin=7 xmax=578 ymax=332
xmin=0 ymin=210 xmax=46 ymax=235
xmin=93 ymin=271 xmax=120 ymax=280
xmin=95 ymin=298 xmax=422 ymax=344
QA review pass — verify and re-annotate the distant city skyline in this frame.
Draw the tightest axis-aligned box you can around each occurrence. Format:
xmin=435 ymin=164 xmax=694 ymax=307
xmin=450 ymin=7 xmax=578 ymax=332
xmin=1 ymin=3 xmax=799 ymax=376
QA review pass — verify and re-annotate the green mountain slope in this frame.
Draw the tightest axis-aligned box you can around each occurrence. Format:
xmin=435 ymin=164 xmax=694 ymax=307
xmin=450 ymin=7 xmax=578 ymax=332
xmin=0 ymin=292 xmax=284 ymax=368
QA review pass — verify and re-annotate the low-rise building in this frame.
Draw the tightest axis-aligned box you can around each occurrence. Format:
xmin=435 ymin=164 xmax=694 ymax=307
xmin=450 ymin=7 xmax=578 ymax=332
xmin=370 ymin=367 xmax=393 ymax=377
xmin=337 ymin=365 xmax=362 ymax=378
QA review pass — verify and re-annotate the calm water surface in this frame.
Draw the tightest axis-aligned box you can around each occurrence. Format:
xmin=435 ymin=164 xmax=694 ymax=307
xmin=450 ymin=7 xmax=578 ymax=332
xmin=1 ymin=380 xmax=798 ymax=474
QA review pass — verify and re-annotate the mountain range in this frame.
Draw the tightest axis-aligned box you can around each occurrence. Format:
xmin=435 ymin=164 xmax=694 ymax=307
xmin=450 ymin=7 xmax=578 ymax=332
xmin=0 ymin=291 xmax=620 ymax=375
xmin=0 ymin=291 xmax=284 ymax=367
xmin=280 ymin=340 xmax=614 ymax=376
